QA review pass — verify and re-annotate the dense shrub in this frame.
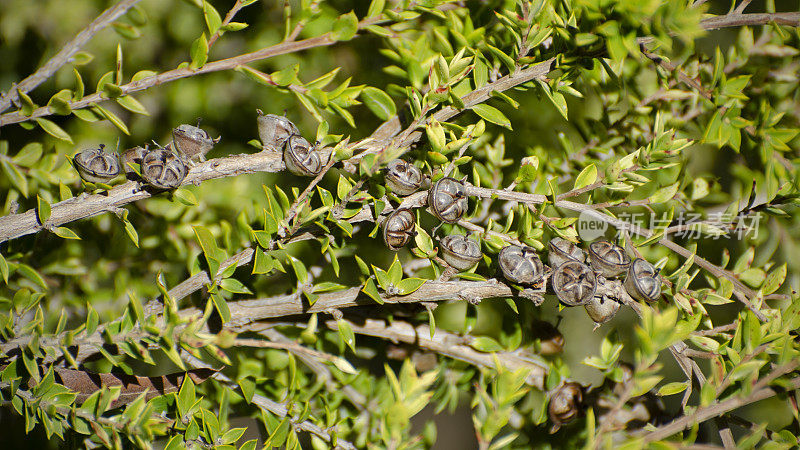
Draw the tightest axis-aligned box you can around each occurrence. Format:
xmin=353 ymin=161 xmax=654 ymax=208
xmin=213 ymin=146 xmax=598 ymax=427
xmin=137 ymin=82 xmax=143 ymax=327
xmin=1 ymin=0 xmax=799 ymax=448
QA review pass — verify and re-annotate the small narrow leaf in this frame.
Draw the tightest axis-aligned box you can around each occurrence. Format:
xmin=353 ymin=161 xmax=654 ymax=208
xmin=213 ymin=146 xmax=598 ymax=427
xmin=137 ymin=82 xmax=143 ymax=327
xmin=190 ymin=33 xmax=209 ymax=69
xmin=36 ymin=195 xmax=51 ymax=225
xmin=573 ymin=164 xmax=597 ymax=190
xmin=331 ymin=11 xmax=358 ymax=42
xmin=470 ymin=104 xmax=511 ymax=129
xmin=203 ymin=1 xmax=222 ymax=35
xmin=361 ymin=87 xmax=396 ymax=120
xmin=52 ymin=227 xmax=81 ymax=240
xmin=34 ymin=118 xmax=73 ymax=142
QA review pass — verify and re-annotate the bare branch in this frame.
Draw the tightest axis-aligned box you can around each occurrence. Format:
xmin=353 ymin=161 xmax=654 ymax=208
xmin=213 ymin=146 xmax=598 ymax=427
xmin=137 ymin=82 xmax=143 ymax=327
xmin=0 ymin=151 xmax=285 ymax=243
xmin=324 ymin=317 xmax=549 ymax=389
xmin=700 ymin=12 xmax=800 ymax=30
xmin=641 ymin=374 xmax=800 ymax=443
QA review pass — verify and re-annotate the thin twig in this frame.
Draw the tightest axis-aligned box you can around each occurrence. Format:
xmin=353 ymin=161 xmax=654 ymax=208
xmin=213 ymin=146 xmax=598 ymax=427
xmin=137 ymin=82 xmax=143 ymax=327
xmin=641 ymin=375 xmax=800 ymax=443
xmin=733 ymin=0 xmax=754 ymax=15
xmin=0 ymin=8 xmax=406 ymax=127
xmin=323 ymin=317 xmax=549 ymax=388
xmin=206 ymin=0 xmax=247 ymax=49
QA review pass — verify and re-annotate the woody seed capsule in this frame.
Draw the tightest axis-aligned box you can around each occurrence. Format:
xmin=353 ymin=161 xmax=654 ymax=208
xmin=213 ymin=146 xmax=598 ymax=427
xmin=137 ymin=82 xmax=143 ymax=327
xmin=172 ymin=123 xmax=219 ymax=162
xmin=383 ymin=208 xmax=416 ymax=251
xmin=439 ymin=235 xmax=482 ymax=271
xmin=283 ymin=135 xmax=323 ymax=177
xmin=427 ymin=177 xmax=468 ymax=223
xmin=73 ymin=144 xmax=120 ymax=183
xmin=140 ymin=147 xmax=188 ymax=189
xmin=552 ymin=260 xmax=597 ymax=306
xmin=385 ymin=159 xmax=423 ymax=196
xmin=257 ymin=110 xmax=299 ymax=152
xmin=498 ymin=245 xmax=545 ymax=286
xmin=547 ymin=237 xmax=586 ymax=268
xmin=548 ymin=382 xmax=583 ymax=433
xmin=624 ymin=258 xmax=662 ymax=302
xmin=584 ymin=295 xmax=621 ymax=324
xmin=588 ymin=239 xmax=631 ymax=277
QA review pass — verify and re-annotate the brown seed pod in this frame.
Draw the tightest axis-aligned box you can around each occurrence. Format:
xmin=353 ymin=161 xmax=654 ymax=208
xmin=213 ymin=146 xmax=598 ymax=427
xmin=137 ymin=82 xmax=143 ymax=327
xmin=172 ymin=124 xmax=219 ymax=162
xmin=552 ymin=261 xmax=597 ymax=306
xmin=439 ymin=235 xmax=482 ymax=271
xmin=588 ymin=240 xmax=631 ymax=277
xmin=427 ymin=177 xmax=468 ymax=223
xmin=283 ymin=135 xmax=323 ymax=177
xmin=73 ymin=144 xmax=120 ymax=183
xmin=140 ymin=147 xmax=188 ymax=189
xmin=120 ymin=145 xmax=148 ymax=175
xmin=498 ymin=245 xmax=545 ymax=286
xmin=624 ymin=258 xmax=662 ymax=302
xmin=532 ymin=320 xmax=564 ymax=356
xmin=547 ymin=237 xmax=586 ymax=267
xmin=383 ymin=208 xmax=416 ymax=251
xmin=548 ymin=382 xmax=583 ymax=433
xmin=584 ymin=295 xmax=621 ymax=324
xmin=385 ymin=159 xmax=423 ymax=196
xmin=257 ymin=110 xmax=299 ymax=152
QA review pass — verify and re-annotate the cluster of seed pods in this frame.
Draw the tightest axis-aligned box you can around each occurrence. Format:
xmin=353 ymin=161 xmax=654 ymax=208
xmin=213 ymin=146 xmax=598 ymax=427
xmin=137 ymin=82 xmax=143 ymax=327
xmin=257 ymin=110 xmax=326 ymax=177
xmin=376 ymin=157 xmax=662 ymax=327
xmin=72 ymin=122 xmax=219 ymax=189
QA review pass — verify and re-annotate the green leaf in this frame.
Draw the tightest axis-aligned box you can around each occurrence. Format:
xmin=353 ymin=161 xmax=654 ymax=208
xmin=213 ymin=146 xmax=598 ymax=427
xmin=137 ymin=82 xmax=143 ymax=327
xmin=220 ymin=22 xmax=248 ymax=32
xmin=367 ymin=0 xmax=385 ymax=17
xmin=112 ymin=22 xmax=142 ymax=39
xmin=333 ymin=357 xmax=357 ymax=375
xmin=102 ymin=82 xmax=124 ymax=98
xmin=131 ymin=70 xmax=157 ymax=82
xmin=52 ymin=227 xmax=81 ymax=240
xmin=193 ymin=226 xmax=223 ymax=275
xmin=34 ymin=118 xmax=73 ymax=142
xmin=12 ymin=143 xmax=43 ymax=167
xmin=331 ymin=11 xmax=359 ymax=42
xmin=470 ymin=336 xmax=504 ymax=352
xmin=2 ymin=160 xmax=28 ymax=197
xmin=36 ymin=195 xmax=51 ymax=225
xmin=648 ymin=182 xmax=680 ymax=204
xmin=220 ymin=278 xmax=253 ymax=295
xmin=47 ymin=91 xmax=72 ymax=115
xmin=173 ymin=188 xmax=198 ymax=206
xmin=91 ymin=105 xmax=130 ymax=135
xmin=362 ymin=278 xmax=383 ymax=304
xmin=396 ymin=278 xmax=426 ymax=295
xmin=762 ymin=264 xmax=787 ymax=295
xmin=0 ymin=253 xmax=8 ymax=284
xmin=116 ymin=95 xmax=149 ymax=115
xmin=203 ymin=1 xmax=222 ymax=34
xmin=360 ymin=87 xmax=396 ymax=120
xmin=190 ymin=33 xmax=209 ymax=69
xmin=122 ymin=219 xmax=139 ymax=247
xmin=211 ymin=292 xmax=232 ymax=323
xmin=388 ymin=255 xmax=402 ymax=284
xmin=573 ymin=164 xmax=597 ymax=190
xmin=85 ymin=304 xmax=99 ymax=335
xmin=657 ymin=382 xmax=688 ymax=396
xmin=71 ymin=51 xmax=94 ymax=65
xmin=470 ymin=104 xmax=511 ymax=129
xmin=337 ymin=319 xmax=356 ymax=352
xmin=18 ymin=90 xmax=35 ymax=116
